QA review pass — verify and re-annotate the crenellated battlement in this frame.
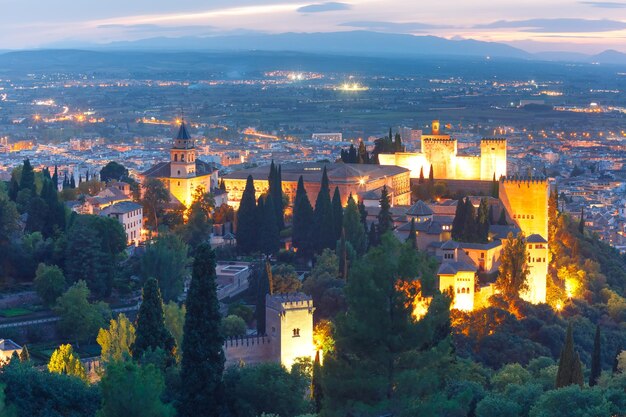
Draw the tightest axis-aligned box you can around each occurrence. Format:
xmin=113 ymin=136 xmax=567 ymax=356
xmin=423 ymin=137 xmax=456 ymax=143
xmin=481 ymin=138 xmax=507 ymax=143
xmin=500 ymin=175 xmax=548 ymax=184
xmin=223 ymin=335 xmax=272 ymax=348
xmin=267 ymin=293 xmax=313 ymax=311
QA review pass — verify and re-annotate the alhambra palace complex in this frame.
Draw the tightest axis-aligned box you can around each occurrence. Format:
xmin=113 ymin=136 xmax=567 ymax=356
xmin=144 ymin=121 xmax=550 ymax=367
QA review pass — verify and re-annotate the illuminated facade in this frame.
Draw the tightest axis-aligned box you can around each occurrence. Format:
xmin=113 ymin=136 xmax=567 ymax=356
xmin=499 ymin=177 xmax=550 ymax=304
xmin=140 ymin=122 xmax=218 ymax=207
xmin=223 ymin=162 xmax=411 ymax=209
xmin=224 ymin=293 xmax=315 ymax=369
xmin=378 ymin=120 xmax=507 ymax=181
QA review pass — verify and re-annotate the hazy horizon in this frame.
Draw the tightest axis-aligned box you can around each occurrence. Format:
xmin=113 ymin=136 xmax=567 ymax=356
xmin=3 ymin=0 xmax=626 ymax=53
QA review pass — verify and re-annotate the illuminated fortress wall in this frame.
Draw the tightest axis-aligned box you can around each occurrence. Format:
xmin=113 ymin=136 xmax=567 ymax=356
xmin=498 ymin=177 xmax=549 ymax=239
xmin=499 ymin=177 xmax=550 ymax=304
xmin=379 ymin=134 xmax=506 ymax=181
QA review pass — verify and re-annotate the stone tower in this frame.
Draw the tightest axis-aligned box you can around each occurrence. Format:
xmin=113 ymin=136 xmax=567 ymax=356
xmin=265 ymin=293 xmax=315 ymax=369
xmin=499 ymin=176 xmax=550 ymax=304
xmin=170 ymin=121 xmax=197 ymax=178
xmin=480 ymin=138 xmax=507 ymax=181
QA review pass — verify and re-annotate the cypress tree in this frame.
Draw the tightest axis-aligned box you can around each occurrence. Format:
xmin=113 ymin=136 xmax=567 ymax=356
xmin=256 ymin=261 xmax=271 ymax=334
xmin=348 ymin=144 xmax=357 ymax=163
xmin=451 ymin=197 xmax=465 ymax=240
xmin=312 ymin=350 xmax=323 ymax=412
xmin=313 ymin=166 xmax=335 ymax=252
xmin=477 ymin=197 xmax=490 ymax=243
xmin=590 ymin=325 xmax=602 ymax=386
xmin=343 ymin=194 xmax=367 ymax=255
xmin=236 ymin=175 xmax=258 ymax=254
xmin=8 ymin=177 xmax=19 ymax=201
xmin=377 ymin=185 xmax=393 ymax=236
xmin=491 ymin=173 xmax=499 ymax=198
xmin=394 ymin=132 xmax=403 ymax=152
xmin=268 ymin=162 xmax=284 ymax=230
xmin=367 ymin=223 xmax=379 ymax=249
xmin=578 ymin=207 xmax=585 ymax=234
xmin=132 ymin=278 xmax=175 ymax=362
xmin=358 ymin=200 xmax=368 ymax=228
xmin=358 ymin=141 xmax=368 ymax=164
xmin=332 ymin=187 xmax=343 ymax=241
xmin=219 ymin=178 xmax=226 ymax=192
xmin=428 ymin=165 xmax=434 ymax=187
xmin=258 ymin=194 xmax=280 ymax=255
xmin=418 ymin=167 xmax=425 ymax=184
xmin=178 ymin=244 xmax=224 ymax=417
xmin=292 ymin=176 xmax=314 ymax=255
xmin=337 ymin=229 xmax=348 ymax=279
xmin=63 ymin=172 xmax=69 ymax=189
xmin=406 ymin=218 xmax=417 ymax=249
xmin=19 ymin=345 xmax=30 ymax=362
xmin=497 ymin=207 xmax=508 ymax=225
xmin=20 ymin=159 xmax=36 ymax=193
xmin=52 ymin=165 xmax=58 ymax=190
xmin=556 ymin=322 xmax=584 ymax=388
xmin=70 ymin=174 xmax=76 ymax=189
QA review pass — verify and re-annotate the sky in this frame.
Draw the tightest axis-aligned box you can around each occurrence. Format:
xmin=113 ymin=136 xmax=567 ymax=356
xmin=2 ymin=0 xmax=626 ymax=53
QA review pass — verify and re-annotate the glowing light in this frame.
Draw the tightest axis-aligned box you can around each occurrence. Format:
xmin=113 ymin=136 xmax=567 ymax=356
xmin=555 ymin=301 xmax=563 ymax=312
xmin=337 ymin=82 xmax=368 ymax=92
xmin=358 ymin=177 xmax=366 ymax=186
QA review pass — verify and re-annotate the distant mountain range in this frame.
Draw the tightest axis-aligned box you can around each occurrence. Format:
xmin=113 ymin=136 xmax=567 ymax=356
xmin=2 ymin=31 xmax=626 ymax=69
xmin=83 ymin=31 xmax=626 ymax=65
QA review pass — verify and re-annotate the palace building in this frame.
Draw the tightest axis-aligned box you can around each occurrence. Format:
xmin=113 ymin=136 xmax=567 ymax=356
xmin=140 ymin=121 xmax=218 ymax=207
xmin=222 ymin=162 xmax=411 ymax=210
xmin=378 ymin=120 xmax=507 ymax=182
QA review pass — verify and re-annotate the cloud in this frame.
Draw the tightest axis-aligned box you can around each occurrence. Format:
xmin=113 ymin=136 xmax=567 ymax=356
xmin=297 ymin=2 xmax=351 ymax=13
xmin=98 ymin=24 xmax=216 ymax=34
xmin=475 ymin=18 xmax=626 ymax=33
xmin=339 ymin=20 xmax=449 ymax=32
xmin=579 ymin=1 xmax=626 ymax=8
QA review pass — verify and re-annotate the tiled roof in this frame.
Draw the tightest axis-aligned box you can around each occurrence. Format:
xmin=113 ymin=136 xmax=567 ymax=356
xmin=438 ymin=261 xmax=477 ymax=275
xmin=407 ymin=200 xmax=433 ymax=216
xmin=526 ymin=234 xmax=548 ymax=244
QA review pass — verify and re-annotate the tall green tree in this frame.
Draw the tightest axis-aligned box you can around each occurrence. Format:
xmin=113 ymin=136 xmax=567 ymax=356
xmin=477 ymin=197 xmax=490 ymax=243
xmin=578 ymin=207 xmax=585 ymax=234
xmin=451 ymin=197 xmax=466 ymax=240
xmin=428 ymin=165 xmax=434 ymax=187
xmin=98 ymin=361 xmax=175 ymax=417
xmin=343 ymin=194 xmax=367 ymax=255
xmin=34 ymin=263 xmax=66 ymax=307
xmin=65 ymin=215 xmax=126 ymax=298
xmin=418 ymin=167 xmax=425 ymax=184
xmin=236 ymin=175 xmax=258 ymax=253
xmin=257 ymin=194 xmax=280 ymax=254
xmin=268 ymin=161 xmax=284 ymax=231
xmin=491 ymin=173 xmax=499 ymax=198
xmin=377 ymin=185 xmax=393 ymax=236
xmin=54 ymin=281 xmax=111 ymax=345
xmin=332 ymin=187 xmax=343 ymax=241
xmin=141 ymin=234 xmax=189 ymax=302
xmin=322 ymin=235 xmax=454 ymax=416
xmin=313 ymin=166 xmax=335 ymax=252
xmin=407 ymin=218 xmax=417 ymax=249
xmin=132 ymin=278 xmax=176 ymax=363
xmin=498 ymin=207 xmax=508 ymax=225
xmin=142 ymin=178 xmax=170 ymax=231
xmin=556 ymin=323 xmax=584 ymax=388
xmin=100 ymin=161 xmax=129 ymax=183
xmin=292 ymin=176 xmax=314 ymax=255
xmin=495 ymin=233 xmax=529 ymax=300
xmin=589 ymin=325 xmax=602 ymax=386
xmin=178 ymin=244 xmax=225 ymax=417
xmin=19 ymin=159 xmax=36 ymax=193
xmin=256 ymin=261 xmax=271 ymax=334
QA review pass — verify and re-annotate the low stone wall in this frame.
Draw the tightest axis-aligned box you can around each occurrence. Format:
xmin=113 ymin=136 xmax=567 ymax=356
xmin=224 ymin=335 xmax=275 ymax=367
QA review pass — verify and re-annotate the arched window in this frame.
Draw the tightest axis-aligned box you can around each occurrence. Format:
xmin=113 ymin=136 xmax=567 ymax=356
xmin=461 ymin=288 xmax=466 ymax=294
xmin=181 ymin=154 xmax=185 ymax=161
xmin=466 ymin=287 xmax=470 ymax=293
xmin=292 ymin=328 xmax=300 ymax=337
xmin=174 ymin=154 xmax=178 ymax=162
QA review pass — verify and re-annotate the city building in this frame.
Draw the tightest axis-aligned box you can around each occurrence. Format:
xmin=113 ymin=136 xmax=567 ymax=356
xmin=140 ymin=121 xmax=218 ymax=208
xmin=378 ymin=120 xmax=507 ymax=181
xmin=222 ymin=162 xmax=411 ymax=209
xmin=100 ymin=201 xmax=143 ymax=246
xmin=0 ymin=339 xmax=22 ymax=363
xmin=312 ymin=133 xmax=343 ymax=142
xmin=224 ymin=293 xmax=315 ymax=369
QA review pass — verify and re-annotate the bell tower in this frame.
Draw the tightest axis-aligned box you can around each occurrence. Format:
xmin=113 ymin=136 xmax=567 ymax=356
xmin=170 ymin=121 xmax=196 ymax=178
